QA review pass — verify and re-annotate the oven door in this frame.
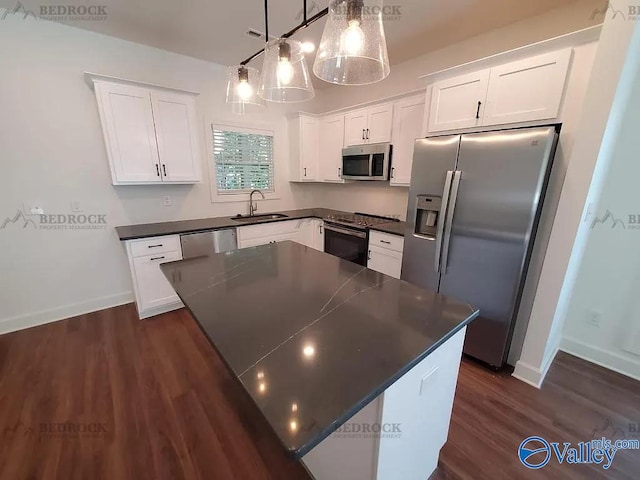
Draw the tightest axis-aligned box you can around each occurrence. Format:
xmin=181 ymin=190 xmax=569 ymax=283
xmin=342 ymin=153 xmax=372 ymax=180
xmin=324 ymin=224 xmax=368 ymax=266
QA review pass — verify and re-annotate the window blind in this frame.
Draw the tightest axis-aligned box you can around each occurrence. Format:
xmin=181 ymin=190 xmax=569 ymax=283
xmin=212 ymin=127 xmax=274 ymax=193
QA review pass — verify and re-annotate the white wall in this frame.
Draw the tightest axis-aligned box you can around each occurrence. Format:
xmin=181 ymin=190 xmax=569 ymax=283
xmin=514 ymin=17 xmax=640 ymax=387
xmin=0 ymin=14 xmax=319 ymax=333
xmin=560 ymin=25 xmax=640 ymax=380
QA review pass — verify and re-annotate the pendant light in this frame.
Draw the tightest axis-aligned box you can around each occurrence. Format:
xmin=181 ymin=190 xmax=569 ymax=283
xmin=313 ymin=0 xmax=390 ymax=85
xmin=226 ymin=65 xmax=265 ymax=114
xmin=259 ymin=38 xmax=315 ymax=103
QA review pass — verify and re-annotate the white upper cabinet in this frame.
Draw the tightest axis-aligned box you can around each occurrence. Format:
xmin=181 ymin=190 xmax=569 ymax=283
xmin=426 ymin=48 xmax=572 ymax=134
xmin=483 ymin=49 xmax=572 ymax=126
xmin=391 ymin=95 xmax=425 ymax=186
xmin=344 ymin=109 xmax=369 ymax=146
xmin=150 ymin=91 xmax=202 ymax=183
xmin=428 ymin=70 xmax=490 ymax=133
xmin=344 ymin=103 xmax=393 ymax=146
xmin=93 ymin=79 xmax=202 ymax=185
xmin=94 ymin=82 xmax=161 ymax=183
xmin=366 ymin=104 xmax=394 ymax=143
xmin=289 ymin=114 xmax=320 ymax=182
xmin=320 ymin=114 xmax=346 ymax=183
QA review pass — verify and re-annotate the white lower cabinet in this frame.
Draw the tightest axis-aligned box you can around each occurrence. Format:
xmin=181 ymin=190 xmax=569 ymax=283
xmin=368 ymin=246 xmax=402 ymax=279
xmin=367 ymin=231 xmax=404 ymax=279
xmin=125 ymin=235 xmax=184 ymax=319
xmin=237 ymin=219 xmax=324 ymax=251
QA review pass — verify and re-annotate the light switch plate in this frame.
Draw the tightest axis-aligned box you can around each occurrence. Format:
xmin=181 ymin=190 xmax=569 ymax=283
xmin=23 ymin=201 xmax=44 ymax=215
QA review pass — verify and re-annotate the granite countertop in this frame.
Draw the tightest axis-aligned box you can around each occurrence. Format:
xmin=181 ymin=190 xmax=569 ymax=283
xmin=161 ymin=242 xmax=478 ymax=458
xmin=116 ymin=208 xmax=406 ymax=241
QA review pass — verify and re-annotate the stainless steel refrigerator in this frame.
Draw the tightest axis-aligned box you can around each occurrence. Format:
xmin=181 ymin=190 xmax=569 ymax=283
xmin=401 ymin=126 xmax=559 ymax=367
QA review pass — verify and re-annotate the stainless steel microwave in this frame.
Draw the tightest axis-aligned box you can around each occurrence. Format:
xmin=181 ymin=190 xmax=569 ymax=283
xmin=341 ymin=143 xmax=392 ymax=181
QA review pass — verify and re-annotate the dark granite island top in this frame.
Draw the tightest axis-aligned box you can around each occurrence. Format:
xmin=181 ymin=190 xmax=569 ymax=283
xmin=160 ymin=242 xmax=477 ymax=460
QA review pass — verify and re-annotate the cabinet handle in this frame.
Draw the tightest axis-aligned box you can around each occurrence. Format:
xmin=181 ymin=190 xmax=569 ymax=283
xmin=366 ymin=128 xmax=370 ymax=139
xmin=380 ymin=240 xmax=391 ymax=244
xmin=391 ymin=167 xmax=395 ymax=179
xmin=150 ymin=256 xmax=166 ymax=261
xmin=147 ymin=244 xmax=163 ymax=248
xmin=338 ymin=167 xmax=341 ymax=178
xmin=162 ymin=164 xmax=167 ymax=176
xmin=367 ymin=250 xmax=371 ymax=261
xmin=319 ymin=225 xmax=323 ymax=234
xmin=304 ymin=167 xmax=307 ymax=177
xmin=362 ymin=129 xmax=365 ymax=140
xmin=476 ymin=101 xmax=482 ymax=119
xmin=155 ymin=164 xmax=160 ymax=177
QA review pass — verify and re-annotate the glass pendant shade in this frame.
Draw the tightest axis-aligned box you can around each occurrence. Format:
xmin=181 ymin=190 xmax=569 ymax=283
xmin=226 ymin=65 xmax=265 ymax=114
xmin=313 ymin=0 xmax=390 ymax=85
xmin=259 ymin=38 xmax=315 ymax=103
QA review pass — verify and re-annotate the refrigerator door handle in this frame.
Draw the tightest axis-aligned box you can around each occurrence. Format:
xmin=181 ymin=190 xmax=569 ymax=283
xmin=434 ymin=170 xmax=454 ymax=273
xmin=440 ymin=170 xmax=462 ymax=275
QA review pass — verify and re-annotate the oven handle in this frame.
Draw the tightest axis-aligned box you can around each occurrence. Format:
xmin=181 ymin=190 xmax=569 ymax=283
xmin=324 ymin=224 xmax=367 ymax=239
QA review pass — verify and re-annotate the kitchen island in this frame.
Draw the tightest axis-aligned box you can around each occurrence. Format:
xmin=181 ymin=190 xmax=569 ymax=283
xmin=161 ymin=241 xmax=478 ymax=480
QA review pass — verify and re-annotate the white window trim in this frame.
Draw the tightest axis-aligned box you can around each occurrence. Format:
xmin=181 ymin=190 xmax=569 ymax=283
xmin=205 ymin=119 xmax=280 ymax=204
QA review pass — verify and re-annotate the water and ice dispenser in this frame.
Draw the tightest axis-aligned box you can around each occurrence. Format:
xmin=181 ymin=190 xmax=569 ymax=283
xmin=414 ymin=195 xmax=442 ymax=238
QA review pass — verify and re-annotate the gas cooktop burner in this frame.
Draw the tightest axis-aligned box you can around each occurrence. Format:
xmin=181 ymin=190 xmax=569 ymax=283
xmin=323 ymin=212 xmax=399 ymax=229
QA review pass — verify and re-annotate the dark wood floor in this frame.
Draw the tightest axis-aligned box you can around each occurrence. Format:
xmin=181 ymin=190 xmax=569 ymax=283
xmin=0 ymin=304 xmax=638 ymax=480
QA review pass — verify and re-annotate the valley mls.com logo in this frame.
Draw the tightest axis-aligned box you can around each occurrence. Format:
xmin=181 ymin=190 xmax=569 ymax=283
xmin=518 ymin=435 xmax=639 ymax=470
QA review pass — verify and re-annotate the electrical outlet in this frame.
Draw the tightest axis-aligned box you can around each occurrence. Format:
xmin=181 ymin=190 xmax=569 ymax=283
xmin=70 ymin=200 xmax=82 ymax=212
xmin=163 ymin=196 xmax=172 ymax=206
xmin=586 ymin=309 xmax=602 ymax=327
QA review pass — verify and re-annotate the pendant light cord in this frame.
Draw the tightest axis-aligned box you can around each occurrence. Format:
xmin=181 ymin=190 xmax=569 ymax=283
xmin=264 ymin=0 xmax=269 ymax=46
xmin=240 ymin=0 xmax=328 ymax=65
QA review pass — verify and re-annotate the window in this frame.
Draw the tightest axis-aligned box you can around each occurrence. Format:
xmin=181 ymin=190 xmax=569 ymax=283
xmin=212 ymin=125 xmax=275 ymax=194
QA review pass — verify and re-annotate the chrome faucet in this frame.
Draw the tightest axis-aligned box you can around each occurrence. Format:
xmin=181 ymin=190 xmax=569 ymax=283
xmin=249 ymin=189 xmax=265 ymax=216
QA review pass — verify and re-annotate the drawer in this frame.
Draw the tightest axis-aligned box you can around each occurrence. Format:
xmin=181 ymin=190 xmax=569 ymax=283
xmin=369 ymin=231 xmax=404 ymax=253
xmin=129 ymin=235 xmax=181 ymax=258
xmin=237 ymin=219 xmax=303 ymax=242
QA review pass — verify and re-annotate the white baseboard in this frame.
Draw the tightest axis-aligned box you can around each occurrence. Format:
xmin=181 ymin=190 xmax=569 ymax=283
xmin=512 ymin=344 xmax=560 ymax=389
xmin=560 ymin=336 xmax=640 ymax=382
xmin=0 ymin=291 xmax=135 ymax=335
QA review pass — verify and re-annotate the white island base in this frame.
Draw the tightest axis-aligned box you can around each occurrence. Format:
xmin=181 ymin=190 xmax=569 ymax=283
xmin=302 ymin=327 xmax=466 ymax=480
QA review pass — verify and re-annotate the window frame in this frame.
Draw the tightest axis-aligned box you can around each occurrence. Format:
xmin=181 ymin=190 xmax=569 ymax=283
xmin=206 ymin=120 xmax=280 ymax=204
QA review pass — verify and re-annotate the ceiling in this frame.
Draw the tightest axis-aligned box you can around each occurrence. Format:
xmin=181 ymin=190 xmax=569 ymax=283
xmin=37 ymin=0 xmax=581 ymax=83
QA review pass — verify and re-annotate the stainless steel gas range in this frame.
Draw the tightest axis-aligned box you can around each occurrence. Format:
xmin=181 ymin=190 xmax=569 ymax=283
xmin=322 ymin=213 xmax=399 ymax=266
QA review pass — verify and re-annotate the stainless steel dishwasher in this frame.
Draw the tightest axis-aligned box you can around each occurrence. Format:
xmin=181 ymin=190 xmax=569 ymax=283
xmin=180 ymin=228 xmax=237 ymax=259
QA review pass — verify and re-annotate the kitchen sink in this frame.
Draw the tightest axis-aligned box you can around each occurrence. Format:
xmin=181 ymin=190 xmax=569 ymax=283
xmin=231 ymin=214 xmax=289 ymax=222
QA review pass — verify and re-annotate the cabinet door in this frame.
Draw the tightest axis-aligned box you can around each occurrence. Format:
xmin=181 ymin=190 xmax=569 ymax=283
xmin=320 ymin=115 xmax=346 ymax=182
xmin=150 ymin=91 xmax=202 ymax=183
xmin=313 ymin=220 xmax=325 ymax=251
xmin=367 ymin=245 xmax=402 ymax=279
xmin=366 ymin=103 xmax=393 ymax=143
xmin=428 ymin=70 xmax=490 ymax=133
xmin=95 ymin=82 xmax=160 ymax=183
xmin=344 ymin=109 xmax=368 ymax=146
xmin=391 ymin=95 xmax=425 ymax=186
xmin=483 ymin=49 xmax=572 ymax=126
xmin=241 ymin=232 xmax=300 ymax=248
xmin=300 ymin=116 xmax=320 ymax=181
xmin=132 ymin=250 xmax=182 ymax=313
